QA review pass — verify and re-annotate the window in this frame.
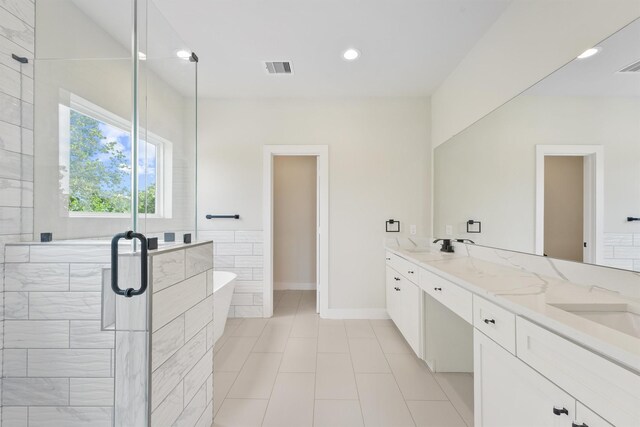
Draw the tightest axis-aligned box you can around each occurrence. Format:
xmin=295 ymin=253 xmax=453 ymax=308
xmin=59 ymin=95 xmax=172 ymax=217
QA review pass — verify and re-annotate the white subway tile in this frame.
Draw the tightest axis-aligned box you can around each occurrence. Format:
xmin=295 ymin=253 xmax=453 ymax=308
xmin=28 ymin=349 xmax=111 ymax=377
xmin=183 ymin=349 xmax=213 ymax=405
xmin=5 ymin=263 xmax=69 ymax=291
xmin=186 ymin=244 xmax=213 ymax=278
xmin=603 ymin=245 xmax=614 ymax=259
xmin=216 ymin=243 xmax=253 ymax=256
xmin=152 ymin=272 xmax=207 ymax=332
xmin=253 ymin=268 xmax=264 ymax=281
xmin=70 ymin=264 xmax=108 ymax=292
xmin=0 ymin=120 xmax=21 ymax=152
xmin=614 ymin=245 xmax=640 ymax=259
xmin=151 ymin=329 xmax=207 ymax=410
xmin=28 ymin=407 xmax=112 ymax=427
xmin=234 ymin=305 xmax=264 ymax=318
xmin=194 ymin=402 xmax=214 ymax=427
xmin=214 ymin=255 xmax=234 ymax=268
xmin=253 ymin=243 xmax=263 ymax=255
xmin=150 ymin=381 xmax=183 ymax=427
xmin=254 ymin=293 xmax=264 ymax=306
xmin=174 ymin=383 xmax=207 ymax=427
xmin=234 ymin=231 xmax=263 ymax=243
xmin=235 ymin=256 xmax=263 ymax=268
xmin=2 ymin=0 xmax=35 ymax=29
xmin=0 ymin=93 xmax=20 ymax=127
xmin=3 ymin=406 xmax=27 ymax=427
xmin=3 ymin=378 xmax=69 ymax=405
xmin=0 ymin=7 xmax=33 ymax=51
xmin=604 ymin=233 xmax=633 ymax=246
xmin=152 ymin=316 xmax=185 ymax=371
xmin=216 ymin=268 xmax=252 ymax=281
xmin=4 ymin=320 xmax=69 ymax=348
xmin=4 ymin=243 xmax=28 ymax=262
xmin=29 ymin=292 xmax=101 ymax=320
xmin=234 ymin=281 xmax=264 ymax=294
xmin=3 ymin=349 xmax=26 ymax=376
xmin=70 ymin=320 xmax=114 ymax=348
xmin=151 ymin=249 xmax=185 ymax=292
xmin=70 ymin=378 xmax=114 ymax=406
xmin=4 ymin=291 xmax=27 ymax=319
xmin=601 ymin=258 xmax=634 ymax=270
xmin=198 ymin=230 xmax=234 ymax=243
xmin=185 ymin=295 xmax=213 ymax=341
xmin=0 ymin=206 xmax=21 ymax=233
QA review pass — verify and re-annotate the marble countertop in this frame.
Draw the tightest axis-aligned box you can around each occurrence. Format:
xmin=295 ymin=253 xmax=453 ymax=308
xmin=385 ymin=243 xmax=640 ymax=373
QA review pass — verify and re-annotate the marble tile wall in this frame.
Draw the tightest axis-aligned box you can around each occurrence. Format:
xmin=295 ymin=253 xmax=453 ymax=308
xmin=2 ymin=243 xmax=113 ymax=427
xmin=0 ymin=2 xmax=35 ymax=423
xmin=149 ymin=243 xmax=214 ymax=427
xmin=199 ymin=230 xmax=264 ymax=318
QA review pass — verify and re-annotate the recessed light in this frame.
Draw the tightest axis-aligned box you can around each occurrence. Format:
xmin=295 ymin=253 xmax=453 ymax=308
xmin=577 ymin=47 xmax=601 ymax=59
xmin=176 ymin=50 xmax=191 ymax=60
xmin=343 ymin=48 xmax=360 ymax=61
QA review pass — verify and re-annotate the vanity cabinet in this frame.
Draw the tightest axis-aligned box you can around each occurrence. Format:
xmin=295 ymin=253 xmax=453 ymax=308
xmin=385 ymin=265 xmax=421 ymax=355
xmin=475 ymin=330 xmax=576 ymax=427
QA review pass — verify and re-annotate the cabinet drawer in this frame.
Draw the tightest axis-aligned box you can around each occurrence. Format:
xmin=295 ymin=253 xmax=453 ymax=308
xmin=473 ymin=296 xmax=516 ymax=354
xmin=421 ymin=268 xmax=472 ymax=323
xmin=516 ymin=317 xmax=640 ymax=427
xmin=387 ymin=253 xmax=419 ymax=284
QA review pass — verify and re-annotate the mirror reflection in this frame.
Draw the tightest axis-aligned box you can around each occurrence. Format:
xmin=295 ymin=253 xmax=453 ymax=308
xmin=434 ymin=18 xmax=640 ymax=271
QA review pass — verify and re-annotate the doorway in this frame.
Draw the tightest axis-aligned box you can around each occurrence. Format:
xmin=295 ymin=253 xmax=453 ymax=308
xmin=535 ymin=145 xmax=604 ymax=264
xmin=263 ymin=145 xmax=329 ymax=318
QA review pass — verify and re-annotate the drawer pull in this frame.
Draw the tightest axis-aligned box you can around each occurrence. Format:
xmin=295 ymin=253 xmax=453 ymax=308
xmin=572 ymin=423 xmax=588 ymax=427
xmin=552 ymin=407 xmax=569 ymax=416
xmin=394 ymin=287 xmax=401 ymax=291
xmin=394 ymin=277 xmax=401 ymax=281
xmin=386 ymin=257 xmax=391 ymax=261
xmin=408 ymin=270 xmax=414 ymax=274
xmin=483 ymin=318 xmax=496 ymax=325
xmin=434 ymin=287 xmax=442 ymax=291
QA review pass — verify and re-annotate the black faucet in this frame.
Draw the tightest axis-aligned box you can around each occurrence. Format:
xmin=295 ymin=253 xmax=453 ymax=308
xmin=433 ymin=238 xmax=455 ymax=253
xmin=455 ymin=239 xmax=475 ymax=244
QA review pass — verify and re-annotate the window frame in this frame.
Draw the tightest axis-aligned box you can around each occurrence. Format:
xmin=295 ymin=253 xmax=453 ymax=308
xmin=59 ymin=93 xmax=173 ymax=219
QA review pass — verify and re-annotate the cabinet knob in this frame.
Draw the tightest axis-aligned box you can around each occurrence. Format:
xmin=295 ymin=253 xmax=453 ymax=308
xmin=572 ymin=423 xmax=588 ymax=427
xmin=408 ymin=270 xmax=414 ymax=274
xmin=552 ymin=407 xmax=569 ymax=416
xmin=434 ymin=287 xmax=442 ymax=291
xmin=394 ymin=277 xmax=400 ymax=281
xmin=483 ymin=318 xmax=496 ymax=325
xmin=394 ymin=287 xmax=401 ymax=291
xmin=386 ymin=258 xmax=391 ymax=261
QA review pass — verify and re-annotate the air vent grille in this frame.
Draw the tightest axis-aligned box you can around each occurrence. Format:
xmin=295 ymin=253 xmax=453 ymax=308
xmin=618 ymin=59 xmax=640 ymax=73
xmin=264 ymin=61 xmax=293 ymax=74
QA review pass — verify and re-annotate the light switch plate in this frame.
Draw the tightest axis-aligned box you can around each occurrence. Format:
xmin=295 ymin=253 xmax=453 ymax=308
xmin=410 ymin=225 xmax=417 ymax=235
xmin=445 ymin=225 xmax=453 ymax=236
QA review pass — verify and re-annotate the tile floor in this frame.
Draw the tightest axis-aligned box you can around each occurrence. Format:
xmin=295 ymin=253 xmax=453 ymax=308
xmin=213 ymin=290 xmax=473 ymax=427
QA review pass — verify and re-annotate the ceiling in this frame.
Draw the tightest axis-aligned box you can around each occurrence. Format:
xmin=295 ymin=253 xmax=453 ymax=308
xmin=149 ymin=0 xmax=511 ymax=98
xmin=527 ymin=17 xmax=640 ymax=97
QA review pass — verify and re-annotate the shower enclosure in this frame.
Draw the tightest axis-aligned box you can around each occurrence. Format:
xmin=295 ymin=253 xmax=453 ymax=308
xmin=0 ymin=0 xmax=206 ymax=425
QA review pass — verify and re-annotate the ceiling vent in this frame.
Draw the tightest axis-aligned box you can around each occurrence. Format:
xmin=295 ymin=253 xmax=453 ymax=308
xmin=264 ymin=61 xmax=293 ymax=75
xmin=618 ymin=59 xmax=640 ymax=73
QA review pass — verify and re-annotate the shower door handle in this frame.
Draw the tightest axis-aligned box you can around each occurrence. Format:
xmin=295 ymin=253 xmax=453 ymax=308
xmin=111 ymin=231 xmax=148 ymax=297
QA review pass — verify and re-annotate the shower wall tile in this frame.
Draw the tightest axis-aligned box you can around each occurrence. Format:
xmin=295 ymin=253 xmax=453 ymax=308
xmin=184 ymin=295 xmax=213 ymax=341
xmin=30 ymin=245 xmax=111 ymax=263
xmin=152 ymin=316 xmax=185 ymax=371
xmin=152 ymin=272 xmax=206 ymax=332
xmin=152 ymin=249 xmax=185 ymax=292
xmin=69 ymin=378 xmax=114 ymax=406
xmin=69 ymin=320 xmax=114 ymax=349
xmin=0 ymin=120 xmax=20 ymax=152
xmin=2 ymin=349 xmax=26 ymax=377
xmin=3 ymin=291 xmax=27 ymax=319
xmin=0 ymin=6 xmax=33 ymax=52
xmin=27 ymin=349 xmax=111 ymax=377
xmin=28 ymin=407 xmax=113 ymax=427
xmin=28 ymin=291 xmax=101 ymax=320
xmin=2 ymin=406 xmax=27 ymax=427
xmin=3 ymin=378 xmax=69 ymax=406
xmin=4 ymin=262 xmax=69 ymax=291
xmin=4 ymin=320 xmax=69 ymax=348
xmin=186 ymin=244 xmax=213 ymax=278
xmin=69 ymin=264 xmax=109 ymax=291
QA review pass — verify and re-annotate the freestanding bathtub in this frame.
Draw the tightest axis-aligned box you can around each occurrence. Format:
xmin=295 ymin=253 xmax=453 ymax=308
xmin=213 ymin=271 xmax=238 ymax=344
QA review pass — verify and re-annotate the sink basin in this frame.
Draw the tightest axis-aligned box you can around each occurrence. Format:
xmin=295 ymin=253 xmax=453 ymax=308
xmin=550 ymin=303 xmax=640 ymax=339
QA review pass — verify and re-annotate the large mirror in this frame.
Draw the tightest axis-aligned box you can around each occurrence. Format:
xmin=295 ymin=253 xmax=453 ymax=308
xmin=434 ymin=18 xmax=640 ymax=272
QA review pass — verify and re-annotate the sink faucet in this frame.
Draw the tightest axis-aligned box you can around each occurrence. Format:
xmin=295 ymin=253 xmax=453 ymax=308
xmin=433 ymin=238 xmax=455 ymax=253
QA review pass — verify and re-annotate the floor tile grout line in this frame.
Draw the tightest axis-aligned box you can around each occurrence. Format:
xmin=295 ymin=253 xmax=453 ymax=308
xmin=346 ymin=328 xmax=367 ymax=426
xmin=432 ymin=373 xmax=473 ymax=427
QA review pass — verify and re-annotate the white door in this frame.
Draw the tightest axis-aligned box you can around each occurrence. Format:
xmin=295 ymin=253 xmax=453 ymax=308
xmin=474 ymin=330 xmax=575 ymax=427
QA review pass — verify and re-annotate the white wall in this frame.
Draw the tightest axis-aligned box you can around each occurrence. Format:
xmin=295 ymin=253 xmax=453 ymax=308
xmin=431 ymin=0 xmax=640 ymax=148
xmin=274 ymin=156 xmax=317 ymax=290
xmin=198 ymin=98 xmax=431 ymax=313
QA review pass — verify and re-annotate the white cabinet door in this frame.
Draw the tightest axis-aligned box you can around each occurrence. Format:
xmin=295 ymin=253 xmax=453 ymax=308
xmin=475 ymin=330 xmax=575 ymax=427
xmin=385 ymin=266 xmax=420 ymax=356
xmin=386 ymin=266 xmax=401 ymax=323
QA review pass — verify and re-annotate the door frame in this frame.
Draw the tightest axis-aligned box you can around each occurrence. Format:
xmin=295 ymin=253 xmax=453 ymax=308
xmin=263 ymin=145 xmax=329 ymax=318
xmin=535 ymin=145 xmax=604 ymax=264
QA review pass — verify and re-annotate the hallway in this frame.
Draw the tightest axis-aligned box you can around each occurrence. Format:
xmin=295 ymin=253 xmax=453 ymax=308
xmin=213 ymin=291 xmax=473 ymax=427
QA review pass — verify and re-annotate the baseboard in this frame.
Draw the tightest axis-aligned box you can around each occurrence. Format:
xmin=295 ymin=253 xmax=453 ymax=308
xmin=321 ymin=308 xmax=390 ymax=320
xmin=274 ymin=282 xmax=317 ymax=291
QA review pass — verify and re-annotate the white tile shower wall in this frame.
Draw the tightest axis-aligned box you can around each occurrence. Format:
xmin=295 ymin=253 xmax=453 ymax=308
xmin=602 ymin=232 xmax=640 ymax=272
xmin=0 ymin=2 xmax=35 ymax=423
xmin=2 ymin=243 xmax=114 ymax=427
xmin=200 ymin=230 xmax=264 ymax=318
xmin=149 ymin=243 xmax=214 ymax=427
